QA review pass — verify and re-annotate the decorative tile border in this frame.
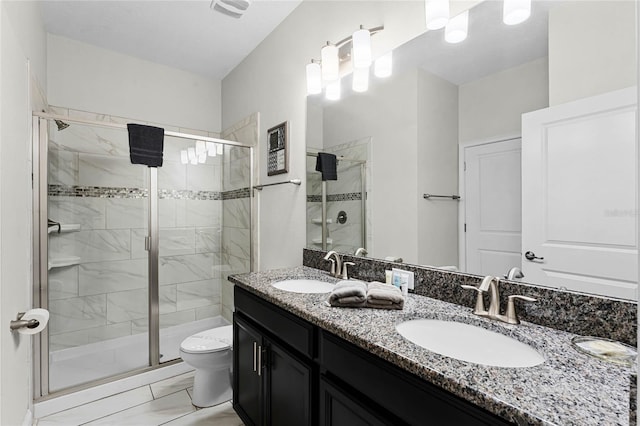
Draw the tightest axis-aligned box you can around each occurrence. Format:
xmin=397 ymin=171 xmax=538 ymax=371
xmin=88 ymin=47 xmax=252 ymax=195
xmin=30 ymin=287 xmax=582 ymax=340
xmin=222 ymin=187 xmax=251 ymax=200
xmin=49 ymin=184 xmax=251 ymax=201
xmin=307 ymin=192 xmax=363 ymax=203
xmin=303 ymin=248 xmax=638 ymax=346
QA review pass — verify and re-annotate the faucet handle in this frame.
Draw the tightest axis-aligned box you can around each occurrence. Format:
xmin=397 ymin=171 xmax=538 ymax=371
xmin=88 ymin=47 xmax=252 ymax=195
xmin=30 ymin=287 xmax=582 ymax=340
xmin=326 ymin=258 xmax=336 ymax=276
xmin=341 ymin=262 xmax=355 ymax=279
xmin=505 ymin=295 xmax=537 ymax=324
xmin=461 ymin=285 xmax=487 ymax=315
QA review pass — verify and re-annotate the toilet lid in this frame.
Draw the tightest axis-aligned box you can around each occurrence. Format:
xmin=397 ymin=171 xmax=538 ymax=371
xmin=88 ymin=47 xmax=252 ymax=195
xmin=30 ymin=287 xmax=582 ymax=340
xmin=180 ymin=325 xmax=233 ymax=354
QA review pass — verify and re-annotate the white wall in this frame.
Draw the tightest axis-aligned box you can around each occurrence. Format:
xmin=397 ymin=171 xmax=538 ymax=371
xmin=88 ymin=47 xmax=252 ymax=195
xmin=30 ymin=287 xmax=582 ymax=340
xmin=0 ymin=1 xmax=47 ymax=424
xmin=417 ymin=68 xmax=459 ymax=267
xmin=458 ymin=57 xmax=549 ymax=144
xmin=222 ymin=1 xmax=447 ymax=270
xmin=548 ymin=1 xmax=636 ymax=106
xmin=48 ymin=35 xmax=222 ymax=133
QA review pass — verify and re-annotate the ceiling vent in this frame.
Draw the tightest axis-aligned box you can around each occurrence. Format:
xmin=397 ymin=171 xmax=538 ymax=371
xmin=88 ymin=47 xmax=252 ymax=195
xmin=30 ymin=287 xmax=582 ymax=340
xmin=210 ymin=0 xmax=251 ymax=18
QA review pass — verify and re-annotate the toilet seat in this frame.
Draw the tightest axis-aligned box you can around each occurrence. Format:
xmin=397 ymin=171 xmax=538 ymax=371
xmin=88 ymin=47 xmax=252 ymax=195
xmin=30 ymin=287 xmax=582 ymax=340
xmin=180 ymin=325 xmax=233 ymax=354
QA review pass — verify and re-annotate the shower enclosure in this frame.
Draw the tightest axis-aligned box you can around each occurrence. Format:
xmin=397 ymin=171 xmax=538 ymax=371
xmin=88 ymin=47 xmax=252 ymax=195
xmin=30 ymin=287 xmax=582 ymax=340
xmin=306 ymin=151 xmax=368 ymax=254
xmin=32 ymin=112 xmax=252 ymax=397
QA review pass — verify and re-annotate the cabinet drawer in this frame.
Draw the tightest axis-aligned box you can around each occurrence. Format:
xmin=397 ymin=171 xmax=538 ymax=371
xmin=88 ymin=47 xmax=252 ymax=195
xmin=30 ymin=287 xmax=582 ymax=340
xmin=320 ymin=331 xmax=514 ymax=426
xmin=235 ymin=286 xmax=315 ymax=358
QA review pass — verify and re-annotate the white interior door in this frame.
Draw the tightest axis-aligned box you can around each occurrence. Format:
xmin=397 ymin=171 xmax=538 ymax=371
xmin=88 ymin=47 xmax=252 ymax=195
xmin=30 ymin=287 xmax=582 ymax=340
xmin=521 ymin=87 xmax=637 ymax=300
xmin=464 ymin=138 xmax=522 ymax=277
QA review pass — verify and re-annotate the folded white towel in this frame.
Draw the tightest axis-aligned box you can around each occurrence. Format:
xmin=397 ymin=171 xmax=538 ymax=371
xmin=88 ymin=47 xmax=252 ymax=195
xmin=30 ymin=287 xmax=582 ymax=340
xmin=328 ymin=280 xmax=367 ymax=308
xmin=328 ymin=281 xmax=404 ymax=310
xmin=366 ymin=281 xmax=404 ymax=310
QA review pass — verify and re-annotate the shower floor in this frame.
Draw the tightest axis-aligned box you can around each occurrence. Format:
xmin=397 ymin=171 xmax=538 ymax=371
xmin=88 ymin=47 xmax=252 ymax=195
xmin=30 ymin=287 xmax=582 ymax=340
xmin=49 ymin=316 xmax=228 ymax=392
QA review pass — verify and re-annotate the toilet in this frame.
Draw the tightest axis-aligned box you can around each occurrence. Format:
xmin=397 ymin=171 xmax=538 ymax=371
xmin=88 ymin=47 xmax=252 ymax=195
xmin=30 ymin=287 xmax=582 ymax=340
xmin=179 ymin=325 xmax=233 ymax=408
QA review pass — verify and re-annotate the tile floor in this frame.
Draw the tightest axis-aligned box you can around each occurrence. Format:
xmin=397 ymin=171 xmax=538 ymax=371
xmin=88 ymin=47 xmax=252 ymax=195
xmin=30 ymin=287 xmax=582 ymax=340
xmin=35 ymin=371 xmax=244 ymax=426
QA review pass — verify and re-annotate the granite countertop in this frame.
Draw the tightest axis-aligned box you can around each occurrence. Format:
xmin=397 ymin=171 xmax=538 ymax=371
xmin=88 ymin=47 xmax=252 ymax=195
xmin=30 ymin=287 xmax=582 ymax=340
xmin=229 ymin=266 xmax=633 ymax=426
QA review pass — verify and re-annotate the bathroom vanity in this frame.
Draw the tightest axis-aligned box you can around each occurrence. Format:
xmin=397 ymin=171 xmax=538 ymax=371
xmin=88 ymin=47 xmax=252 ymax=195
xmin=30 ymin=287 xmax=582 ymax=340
xmin=230 ymin=266 xmax=633 ymax=425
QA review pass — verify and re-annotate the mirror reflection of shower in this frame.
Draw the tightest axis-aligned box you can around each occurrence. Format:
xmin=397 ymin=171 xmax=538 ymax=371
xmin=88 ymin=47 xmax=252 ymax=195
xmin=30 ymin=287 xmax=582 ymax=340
xmin=305 ymin=137 xmax=370 ymax=254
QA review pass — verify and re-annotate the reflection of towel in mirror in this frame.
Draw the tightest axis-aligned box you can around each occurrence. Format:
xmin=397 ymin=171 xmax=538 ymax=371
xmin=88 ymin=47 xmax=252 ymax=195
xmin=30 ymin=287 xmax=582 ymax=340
xmin=315 ymin=152 xmax=337 ymax=181
xmin=366 ymin=282 xmax=404 ymax=310
xmin=328 ymin=280 xmax=367 ymax=307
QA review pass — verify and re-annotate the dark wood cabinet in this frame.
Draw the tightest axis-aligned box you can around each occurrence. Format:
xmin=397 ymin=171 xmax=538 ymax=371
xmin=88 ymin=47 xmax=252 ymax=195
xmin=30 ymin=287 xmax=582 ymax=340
xmin=233 ymin=286 xmax=514 ymax=426
xmin=319 ymin=375 xmax=397 ymax=426
xmin=233 ymin=313 xmax=263 ymax=426
xmin=233 ymin=289 xmax=315 ymax=426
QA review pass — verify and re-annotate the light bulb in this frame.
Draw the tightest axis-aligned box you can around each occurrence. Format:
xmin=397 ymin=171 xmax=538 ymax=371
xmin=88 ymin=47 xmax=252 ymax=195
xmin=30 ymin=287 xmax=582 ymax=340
xmin=374 ymin=51 xmax=393 ymax=78
xmin=306 ymin=61 xmax=322 ymax=95
xmin=326 ymin=79 xmax=341 ymax=101
xmin=198 ymin=153 xmax=207 ymax=164
xmin=195 ymin=140 xmax=206 ymax=155
xmin=425 ymin=0 xmax=449 ymax=30
xmin=321 ymin=43 xmax=339 ymax=82
xmin=352 ymin=67 xmax=369 ymax=92
xmin=352 ymin=27 xmax=372 ymax=69
xmin=216 ymin=144 xmax=223 ymax=155
xmin=187 ymin=147 xmax=196 ymax=162
xmin=445 ymin=10 xmax=468 ymax=44
xmin=503 ymin=0 xmax=531 ymax=25
xmin=180 ymin=150 xmax=188 ymax=165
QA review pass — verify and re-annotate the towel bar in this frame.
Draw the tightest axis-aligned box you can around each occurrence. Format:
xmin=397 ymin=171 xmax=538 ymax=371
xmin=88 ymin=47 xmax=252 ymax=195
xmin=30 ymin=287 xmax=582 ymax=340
xmin=423 ymin=194 xmax=460 ymax=200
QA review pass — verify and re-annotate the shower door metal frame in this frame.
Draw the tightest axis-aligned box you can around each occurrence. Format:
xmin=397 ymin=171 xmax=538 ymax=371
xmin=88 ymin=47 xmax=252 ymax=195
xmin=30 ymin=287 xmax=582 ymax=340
xmin=32 ymin=112 xmax=254 ymax=400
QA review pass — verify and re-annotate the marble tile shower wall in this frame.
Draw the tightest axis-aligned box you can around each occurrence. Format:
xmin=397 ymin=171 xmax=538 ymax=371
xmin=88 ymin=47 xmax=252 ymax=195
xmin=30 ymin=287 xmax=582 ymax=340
xmin=46 ymin=107 xmax=244 ymax=351
xmin=220 ymin=113 xmax=257 ymax=321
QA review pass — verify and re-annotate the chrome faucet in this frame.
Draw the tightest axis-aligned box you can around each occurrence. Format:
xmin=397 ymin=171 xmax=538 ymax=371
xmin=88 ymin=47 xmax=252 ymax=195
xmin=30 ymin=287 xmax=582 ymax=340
xmin=462 ymin=275 xmax=536 ymax=324
xmin=324 ymin=251 xmax=343 ymax=278
xmin=354 ymin=247 xmax=368 ymax=257
xmin=504 ymin=267 xmax=524 ymax=280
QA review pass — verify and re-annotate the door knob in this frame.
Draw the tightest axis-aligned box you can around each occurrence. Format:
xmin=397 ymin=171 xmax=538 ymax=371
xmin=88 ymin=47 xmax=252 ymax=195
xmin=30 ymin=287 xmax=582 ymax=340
xmin=524 ymin=251 xmax=544 ymax=261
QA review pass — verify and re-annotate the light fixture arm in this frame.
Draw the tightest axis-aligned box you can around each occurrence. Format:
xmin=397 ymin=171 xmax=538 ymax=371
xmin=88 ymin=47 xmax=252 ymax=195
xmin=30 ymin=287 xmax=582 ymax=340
xmin=327 ymin=25 xmax=384 ymax=50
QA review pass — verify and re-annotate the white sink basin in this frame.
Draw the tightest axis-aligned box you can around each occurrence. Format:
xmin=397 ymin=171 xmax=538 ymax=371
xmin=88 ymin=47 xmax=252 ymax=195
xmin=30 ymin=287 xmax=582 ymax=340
xmin=272 ymin=279 xmax=335 ymax=294
xmin=396 ymin=319 xmax=544 ymax=368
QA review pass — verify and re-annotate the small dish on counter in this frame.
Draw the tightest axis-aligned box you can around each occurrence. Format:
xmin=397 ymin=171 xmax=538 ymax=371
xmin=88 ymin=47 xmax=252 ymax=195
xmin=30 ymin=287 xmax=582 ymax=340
xmin=571 ymin=336 xmax=637 ymax=367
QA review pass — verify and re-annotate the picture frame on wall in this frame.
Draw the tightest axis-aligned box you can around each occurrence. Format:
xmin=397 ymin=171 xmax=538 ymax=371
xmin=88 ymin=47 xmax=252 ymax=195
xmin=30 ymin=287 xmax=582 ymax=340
xmin=267 ymin=121 xmax=288 ymax=176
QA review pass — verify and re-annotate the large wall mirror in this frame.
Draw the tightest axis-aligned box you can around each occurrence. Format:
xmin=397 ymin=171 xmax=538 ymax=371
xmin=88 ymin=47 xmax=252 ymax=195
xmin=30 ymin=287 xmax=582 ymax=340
xmin=306 ymin=0 xmax=638 ymax=300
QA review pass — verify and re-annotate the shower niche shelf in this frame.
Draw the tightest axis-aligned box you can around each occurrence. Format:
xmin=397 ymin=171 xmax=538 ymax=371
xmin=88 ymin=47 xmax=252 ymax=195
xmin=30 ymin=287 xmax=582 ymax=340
xmin=48 ymin=224 xmax=81 ymax=234
xmin=48 ymin=256 xmax=81 ymax=270
xmin=312 ymin=238 xmax=333 ymax=246
xmin=311 ymin=218 xmax=333 ymax=225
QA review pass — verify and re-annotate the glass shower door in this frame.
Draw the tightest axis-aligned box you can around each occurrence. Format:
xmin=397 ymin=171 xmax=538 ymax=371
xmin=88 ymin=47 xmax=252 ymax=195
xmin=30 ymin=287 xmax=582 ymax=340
xmin=46 ymin=119 xmax=149 ymax=392
xmin=157 ymin=136 xmax=252 ymax=362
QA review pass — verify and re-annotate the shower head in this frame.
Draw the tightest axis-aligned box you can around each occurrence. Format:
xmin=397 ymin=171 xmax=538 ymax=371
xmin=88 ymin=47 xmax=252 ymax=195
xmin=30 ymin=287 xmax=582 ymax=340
xmin=54 ymin=119 xmax=70 ymax=131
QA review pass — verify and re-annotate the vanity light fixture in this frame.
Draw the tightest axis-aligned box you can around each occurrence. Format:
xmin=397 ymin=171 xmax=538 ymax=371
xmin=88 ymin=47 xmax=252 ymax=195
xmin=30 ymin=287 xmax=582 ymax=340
xmin=206 ymin=142 xmax=217 ymax=157
xmin=425 ymin=0 xmax=450 ymax=30
xmin=445 ymin=10 xmax=469 ymax=44
xmin=195 ymin=140 xmax=206 ymax=155
xmin=352 ymin=26 xmax=372 ymax=69
xmin=216 ymin=144 xmax=223 ymax=155
xmin=180 ymin=150 xmax=188 ymax=165
xmin=374 ymin=51 xmax=393 ymax=78
xmin=352 ymin=66 xmax=369 ymax=92
xmin=503 ymin=0 xmax=531 ymax=25
xmin=326 ymin=79 xmax=342 ymax=101
xmin=306 ymin=25 xmax=386 ymax=98
xmin=306 ymin=60 xmax=322 ymax=95
xmin=321 ymin=42 xmax=340 ymax=82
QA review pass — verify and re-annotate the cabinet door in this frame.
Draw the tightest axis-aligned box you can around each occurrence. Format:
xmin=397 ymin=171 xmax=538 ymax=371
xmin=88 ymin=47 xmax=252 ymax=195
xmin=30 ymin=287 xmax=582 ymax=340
xmin=233 ymin=314 xmax=263 ymax=426
xmin=266 ymin=340 xmax=313 ymax=426
xmin=319 ymin=376 xmax=392 ymax=426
